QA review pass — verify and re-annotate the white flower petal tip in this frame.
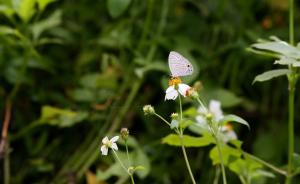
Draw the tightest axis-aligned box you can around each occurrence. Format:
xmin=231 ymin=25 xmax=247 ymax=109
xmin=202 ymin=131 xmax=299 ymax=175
xmin=111 ymin=143 xmax=118 ymax=150
xmin=178 ymin=84 xmax=191 ymax=97
xmin=102 ymin=136 xmax=109 ymax=144
xmin=111 ymin=136 xmax=119 ymax=143
xmin=165 ymin=86 xmax=178 ymax=100
xmin=101 ymin=145 xmax=108 ymax=155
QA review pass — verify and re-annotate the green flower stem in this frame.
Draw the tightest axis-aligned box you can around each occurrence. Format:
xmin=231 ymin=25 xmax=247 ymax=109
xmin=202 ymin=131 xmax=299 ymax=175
xmin=153 ymin=113 xmax=171 ymax=126
xmin=286 ymin=0 xmax=296 ymax=183
xmin=285 ymin=75 xmax=296 ymax=184
xmin=178 ymin=95 xmax=196 ymax=184
xmin=214 ymin=136 xmax=227 ymax=184
xmin=242 ymin=151 xmax=287 ymax=176
xmin=180 ymin=134 xmax=196 ymax=184
xmin=125 ymin=140 xmax=131 ymax=166
xmin=112 ymin=150 xmax=135 ymax=184
xmin=196 ymin=97 xmax=206 ymax=110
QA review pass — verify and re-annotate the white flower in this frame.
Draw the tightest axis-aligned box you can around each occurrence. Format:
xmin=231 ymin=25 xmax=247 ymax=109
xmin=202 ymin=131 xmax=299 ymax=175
xmin=220 ymin=124 xmax=237 ymax=143
xmin=100 ymin=136 xmax=119 ymax=156
xmin=196 ymin=99 xmax=224 ymax=125
xmin=165 ymin=77 xmax=191 ymax=100
xmin=165 ymin=84 xmax=191 ymax=100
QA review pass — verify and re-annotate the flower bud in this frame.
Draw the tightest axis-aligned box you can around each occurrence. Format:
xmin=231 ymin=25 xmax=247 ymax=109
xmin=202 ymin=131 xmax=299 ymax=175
xmin=170 ymin=113 xmax=179 ymax=119
xmin=120 ymin=128 xmax=129 ymax=140
xmin=143 ymin=105 xmax=155 ymax=115
xmin=185 ymin=87 xmax=199 ymax=99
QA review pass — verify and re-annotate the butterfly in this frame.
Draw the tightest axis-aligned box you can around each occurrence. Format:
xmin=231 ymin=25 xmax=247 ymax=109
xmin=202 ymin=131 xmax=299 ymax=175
xmin=168 ymin=51 xmax=193 ymax=77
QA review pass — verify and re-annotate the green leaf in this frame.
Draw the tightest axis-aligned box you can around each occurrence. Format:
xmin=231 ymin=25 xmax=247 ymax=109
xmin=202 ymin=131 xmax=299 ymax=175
xmin=253 ymin=69 xmax=291 ymax=84
xmin=131 ymin=149 xmax=150 ymax=179
xmin=180 ymin=119 xmax=194 ymax=129
xmin=30 ymin=10 xmax=62 ymax=40
xmin=16 ymin=0 xmax=36 ymax=22
xmin=0 ymin=5 xmax=15 ymax=19
xmin=0 ymin=26 xmax=23 ymax=38
xmin=36 ymin=0 xmax=55 ymax=12
xmin=162 ymin=134 xmax=214 ymax=147
xmin=39 ymin=106 xmax=88 ymax=127
xmin=228 ymin=158 xmax=262 ymax=176
xmin=252 ymin=40 xmax=300 ymax=59
xmin=107 ymin=0 xmax=131 ymax=18
xmin=209 ymin=145 xmax=241 ymax=165
xmin=220 ymin=114 xmax=250 ymax=129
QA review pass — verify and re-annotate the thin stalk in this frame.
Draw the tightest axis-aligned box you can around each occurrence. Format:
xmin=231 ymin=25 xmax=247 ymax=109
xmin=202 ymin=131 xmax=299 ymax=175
xmin=214 ymin=136 xmax=227 ymax=184
xmin=125 ymin=140 xmax=131 ymax=166
xmin=4 ymin=140 xmax=10 ymax=184
xmin=213 ymin=166 xmax=221 ymax=184
xmin=179 ymin=132 xmax=196 ymax=184
xmin=153 ymin=113 xmax=171 ymax=126
xmin=112 ymin=150 xmax=135 ymax=184
xmin=178 ymin=95 xmax=196 ymax=184
xmin=289 ymin=0 xmax=294 ymax=45
xmin=242 ymin=151 xmax=287 ymax=176
xmin=112 ymin=150 xmax=129 ymax=174
xmin=285 ymin=76 xmax=296 ymax=184
xmin=285 ymin=0 xmax=295 ymax=183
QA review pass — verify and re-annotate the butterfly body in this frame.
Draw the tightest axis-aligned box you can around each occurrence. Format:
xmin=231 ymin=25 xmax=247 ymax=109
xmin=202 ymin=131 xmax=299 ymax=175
xmin=168 ymin=51 xmax=193 ymax=77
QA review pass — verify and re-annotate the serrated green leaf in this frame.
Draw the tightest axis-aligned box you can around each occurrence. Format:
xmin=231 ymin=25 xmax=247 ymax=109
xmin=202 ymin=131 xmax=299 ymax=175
xmin=107 ymin=0 xmax=131 ymax=18
xmin=220 ymin=114 xmax=250 ymax=129
xmin=210 ymin=145 xmax=241 ymax=165
xmin=253 ymin=69 xmax=291 ymax=84
xmin=162 ymin=134 xmax=214 ymax=147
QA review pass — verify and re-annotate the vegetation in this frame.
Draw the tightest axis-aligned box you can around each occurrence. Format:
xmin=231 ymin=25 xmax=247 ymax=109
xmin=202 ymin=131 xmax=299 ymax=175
xmin=0 ymin=0 xmax=300 ymax=183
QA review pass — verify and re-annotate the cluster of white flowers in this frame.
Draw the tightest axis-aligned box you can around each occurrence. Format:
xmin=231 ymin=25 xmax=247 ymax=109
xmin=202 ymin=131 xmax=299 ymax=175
xmin=196 ymin=100 xmax=237 ymax=143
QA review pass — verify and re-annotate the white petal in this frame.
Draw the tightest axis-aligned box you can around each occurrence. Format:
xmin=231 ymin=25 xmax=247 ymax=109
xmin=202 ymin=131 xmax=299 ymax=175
xmin=178 ymin=84 xmax=191 ymax=97
xmin=165 ymin=86 xmax=178 ymax=100
xmin=226 ymin=131 xmax=237 ymax=140
xmin=111 ymin=143 xmax=118 ymax=150
xmin=102 ymin=136 xmax=109 ymax=144
xmin=196 ymin=116 xmax=207 ymax=125
xmin=209 ymin=100 xmax=223 ymax=121
xmin=101 ymin=145 xmax=108 ymax=155
xmin=197 ymin=106 xmax=208 ymax=114
xmin=110 ymin=136 xmax=119 ymax=143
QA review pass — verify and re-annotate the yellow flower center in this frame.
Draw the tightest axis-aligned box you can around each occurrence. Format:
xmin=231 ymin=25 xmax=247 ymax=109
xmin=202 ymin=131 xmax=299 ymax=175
xmin=168 ymin=77 xmax=182 ymax=86
xmin=224 ymin=123 xmax=233 ymax=131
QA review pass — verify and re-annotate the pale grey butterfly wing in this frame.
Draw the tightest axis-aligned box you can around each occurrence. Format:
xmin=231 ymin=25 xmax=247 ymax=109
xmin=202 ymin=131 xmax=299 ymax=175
xmin=168 ymin=51 xmax=193 ymax=77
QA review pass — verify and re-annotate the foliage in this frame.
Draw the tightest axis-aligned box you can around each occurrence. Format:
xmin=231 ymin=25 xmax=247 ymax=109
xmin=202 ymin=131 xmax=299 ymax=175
xmin=0 ymin=0 xmax=299 ymax=183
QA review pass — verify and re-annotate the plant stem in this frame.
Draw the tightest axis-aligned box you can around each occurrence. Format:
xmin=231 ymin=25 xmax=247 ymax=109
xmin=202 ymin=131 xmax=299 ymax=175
xmin=112 ymin=150 xmax=135 ymax=184
xmin=178 ymin=95 xmax=196 ymax=184
xmin=289 ymin=0 xmax=294 ymax=45
xmin=154 ymin=113 xmax=171 ymax=126
xmin=242 ymin=151 xmax=287 ymax=176
xmin=285 ymin=0 xmax=295 ymax=183
xmin=125 ymin=140 xmax=131 ymax=166
xmin=285 ymin=75 xmax=296 ymax=184
xmin=214 ymin=136 xmax=227 ymax=184
xmin=179 ymin=132 xmax=196 ymax=184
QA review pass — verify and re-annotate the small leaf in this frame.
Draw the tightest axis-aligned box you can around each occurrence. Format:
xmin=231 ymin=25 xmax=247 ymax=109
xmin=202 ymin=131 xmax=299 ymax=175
xmin=39 ymin=106 xmax=88 ymax=127
xmin=30 ymin=10 xmax=62 ymax=40
xmin=252 ymin=40 xmax=300 ymax=59
xmin=162 ymin=134 xmax=214 ymax=147
xmin=220 ymin=114 xmax=250 ymax=129
xmin=180 ymin=119 xmax=194 ymax=129
xmin=36 ymin=0 xmax=56 ymax=12
xmin=16 ymin=0 xmax=36 ymax=22
xmin=253 ymin=69 xmax=291 ymax=84
xmin=210 ymin=145 xmax=241 ymax=165
xmin=107 ymin=0 xmax=131 ymax=18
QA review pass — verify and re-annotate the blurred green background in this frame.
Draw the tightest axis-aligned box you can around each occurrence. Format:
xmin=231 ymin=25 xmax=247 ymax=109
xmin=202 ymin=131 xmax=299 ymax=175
xmin=0 ymin=0 xmax=300 ymax=183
